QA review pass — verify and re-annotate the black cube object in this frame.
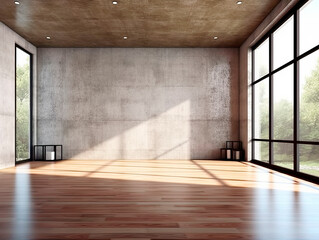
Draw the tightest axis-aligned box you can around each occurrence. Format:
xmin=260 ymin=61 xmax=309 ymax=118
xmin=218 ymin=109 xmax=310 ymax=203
xmin=33 ymin=145 xmax=63 ymax=161
xmin=221 ymin=141 xmax=245 ymax=161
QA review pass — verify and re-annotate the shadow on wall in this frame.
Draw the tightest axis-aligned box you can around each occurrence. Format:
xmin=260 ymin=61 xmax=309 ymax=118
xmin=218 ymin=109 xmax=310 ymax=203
xmin=37 ymin=48 xmax=239 ymax=160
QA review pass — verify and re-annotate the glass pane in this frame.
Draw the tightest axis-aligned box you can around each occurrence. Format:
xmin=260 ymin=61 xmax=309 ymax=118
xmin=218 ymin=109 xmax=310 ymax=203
xmin=273 ymin=16 xmax=293 ymax=69
xmin=273 ymin=65 xmax=293 ymax=140
xmin=300 ymin=0 xmax=319 ymax=55
xmin=299 ymin=144 xmax=319 ymax=177
xmin=273 ymin=143 xmax=293 ymax=169
xmin=254 ymin=39 xmax=269 ymax=80
xmin=254 ymin=141 xmax=269 ymax=163
xmin=16 ymin=48 xmax=31 ymax=161
xmin=299 ymin=50 xmax=319 ymax=141
xmin=254 ymin=79 xmax=269 ymax=139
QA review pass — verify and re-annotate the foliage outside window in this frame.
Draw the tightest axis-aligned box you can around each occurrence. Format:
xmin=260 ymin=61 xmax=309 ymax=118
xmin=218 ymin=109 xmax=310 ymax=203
xmin=16 ymin=47 xmax=31 ymax=161
xmin=252 ymin=0 xmax=319 ymax=179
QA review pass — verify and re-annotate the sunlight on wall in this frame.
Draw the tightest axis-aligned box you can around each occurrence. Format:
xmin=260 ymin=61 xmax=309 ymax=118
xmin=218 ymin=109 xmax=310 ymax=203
xmin=70 ymin=100 xmax=191 ymax=160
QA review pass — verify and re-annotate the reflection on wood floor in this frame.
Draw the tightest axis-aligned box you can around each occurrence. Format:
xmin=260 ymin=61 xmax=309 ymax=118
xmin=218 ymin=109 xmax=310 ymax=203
xmin=0 ymin=159 xmax=319 ymax=240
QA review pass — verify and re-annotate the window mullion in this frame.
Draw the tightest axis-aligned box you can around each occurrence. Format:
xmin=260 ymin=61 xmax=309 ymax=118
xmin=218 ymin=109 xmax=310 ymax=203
xmin=252 ymin=50 xmax=255 ymax=161
xmin=269 ymin=35 xmax=273 ymax=165
xmin=294 ymin=11 xmax=300 ymax=172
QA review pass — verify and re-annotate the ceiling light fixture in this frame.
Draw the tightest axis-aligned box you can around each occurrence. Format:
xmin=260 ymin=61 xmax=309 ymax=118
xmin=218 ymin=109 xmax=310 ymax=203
xmin=123 ymin=36 xmax=127 ymax=40
xmin=14 ymin=1 xmax=20 ymax=5
xmin=112 ymin=1 xmax=118 ymax=4
xmin=213 ymin=36 xmax=218 ymax=40
xmin=46 ymin=36 xmax=51 ymax=40
xmin=237 ymin=1 xmax=243 ymax=4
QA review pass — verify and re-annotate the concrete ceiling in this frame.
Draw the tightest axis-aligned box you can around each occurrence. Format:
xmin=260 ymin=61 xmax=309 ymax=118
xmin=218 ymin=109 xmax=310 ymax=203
xmin=0 ymin=0 xmax=280 ymax=48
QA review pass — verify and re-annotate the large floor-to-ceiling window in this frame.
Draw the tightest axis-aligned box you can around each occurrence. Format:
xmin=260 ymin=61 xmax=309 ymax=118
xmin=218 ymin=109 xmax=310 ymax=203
xmin=252 ymin=0 xmax=319 ymax=181
xmin=15 ymin=46 xmax=32 ymax=162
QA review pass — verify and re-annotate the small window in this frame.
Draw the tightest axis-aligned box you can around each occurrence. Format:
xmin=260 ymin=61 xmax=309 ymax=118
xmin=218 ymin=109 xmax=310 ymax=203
xmin=254 ymin=39 xmax=269 ymax=81
xmin=299 ymin=0 xmax=319 ymax=55
xmin=273 ymin=65 xmax=294 ymax=140
xmin=273 ymin=16 xmax=294 ymax=69
xmin=299 ymin=50 xmax=319 ymax=141
xmin=253 ymin=79 xmax=269 ymax=139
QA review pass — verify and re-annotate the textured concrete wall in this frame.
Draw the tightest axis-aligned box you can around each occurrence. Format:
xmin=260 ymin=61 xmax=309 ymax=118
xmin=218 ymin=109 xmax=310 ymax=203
xmin=38 ymin=48 xmax=239 ymax=160
xmin=0 ymin=22 xmax=37 ymax=169
xmin=239 ymin=0 xmax=300 ymax=161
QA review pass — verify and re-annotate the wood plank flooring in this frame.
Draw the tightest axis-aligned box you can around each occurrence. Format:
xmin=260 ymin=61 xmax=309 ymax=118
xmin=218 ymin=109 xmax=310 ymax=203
xmin=0 ymin=159 xmax=319 ymax=240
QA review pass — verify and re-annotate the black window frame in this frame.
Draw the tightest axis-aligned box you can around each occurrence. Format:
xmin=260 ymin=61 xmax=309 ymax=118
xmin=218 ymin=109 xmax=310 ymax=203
xmin=251 ymin=0 xmax=319 ymax=184
xmin=15 ymin=44 xmax=33 ymax=164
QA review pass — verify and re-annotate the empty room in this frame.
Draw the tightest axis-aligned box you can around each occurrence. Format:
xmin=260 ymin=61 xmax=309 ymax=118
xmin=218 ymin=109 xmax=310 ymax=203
xmin=1 ymin=0 xmax=319 ymax=239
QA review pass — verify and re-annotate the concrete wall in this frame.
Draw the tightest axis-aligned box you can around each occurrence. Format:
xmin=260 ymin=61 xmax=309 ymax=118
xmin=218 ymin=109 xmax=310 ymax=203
xmin=0 ymin=22 xmax=37 ymax=169
xmin=239 ymin=0 xmax=300 ymax=161
xmin=37 ymin=48 xmax=239 ymax=160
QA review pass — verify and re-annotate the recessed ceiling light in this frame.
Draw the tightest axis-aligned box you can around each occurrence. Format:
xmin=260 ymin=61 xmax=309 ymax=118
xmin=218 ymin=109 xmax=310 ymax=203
xmin=112 ymin=1 xmax=118 ymax=4
xmin=46 ymin=36 xmax=51 ymax=40
xmin=237 ymin=1 xmax=243 ymax=4
xmin=14 ymin=1 xmax=20 ymax=5
xmin=213 ymin=36 xmax=218 ymax=40
xmin=123 ymin=36 xmax=127 ymax=40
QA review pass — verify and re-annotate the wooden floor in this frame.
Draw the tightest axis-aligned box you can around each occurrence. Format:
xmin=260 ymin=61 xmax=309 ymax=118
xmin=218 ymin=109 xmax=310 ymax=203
xmin=0 ymin=159 xmax=319 ymax=240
